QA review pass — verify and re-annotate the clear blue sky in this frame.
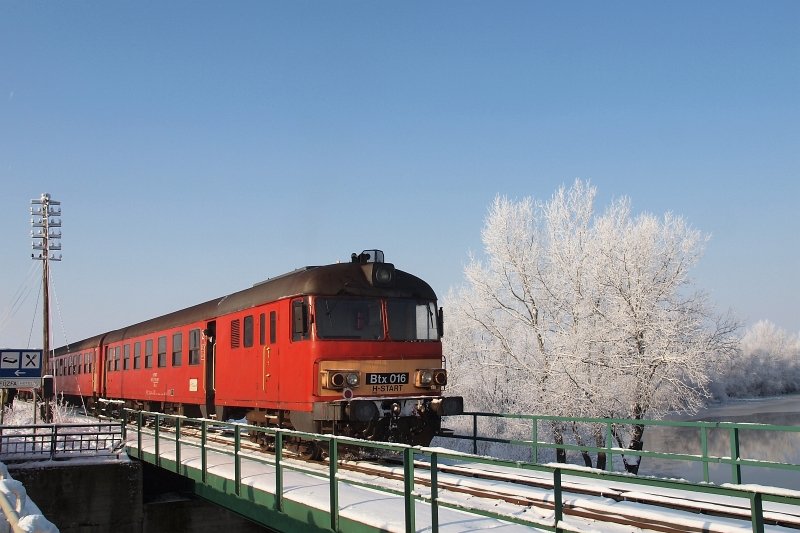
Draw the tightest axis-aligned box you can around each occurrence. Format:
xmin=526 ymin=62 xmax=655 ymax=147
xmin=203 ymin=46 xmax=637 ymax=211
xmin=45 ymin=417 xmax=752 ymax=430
xmin=1 ymin=1 xmax=798 ymax=349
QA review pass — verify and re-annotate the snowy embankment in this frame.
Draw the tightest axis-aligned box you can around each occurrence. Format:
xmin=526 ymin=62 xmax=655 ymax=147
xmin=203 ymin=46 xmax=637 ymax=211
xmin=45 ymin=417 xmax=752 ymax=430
xmin=0 ymin=462 xmax=58 ymax=533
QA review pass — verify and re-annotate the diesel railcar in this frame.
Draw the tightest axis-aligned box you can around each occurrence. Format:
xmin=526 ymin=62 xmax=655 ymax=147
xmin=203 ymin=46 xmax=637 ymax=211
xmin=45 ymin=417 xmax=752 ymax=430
xmin=51 ymin=250 xmax=462 ymax=446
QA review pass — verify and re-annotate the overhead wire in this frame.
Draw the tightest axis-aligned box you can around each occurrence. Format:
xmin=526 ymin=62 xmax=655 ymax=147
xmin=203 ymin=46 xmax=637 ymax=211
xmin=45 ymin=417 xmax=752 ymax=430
xmin=27 ymin=281 xmax=42 ymax=350
xmin=49 ymin=268 xmax=71 ymax=351
xmin=0 ymin=261 xmax=40 ymax=339
xmin=47 ymin=267 xmax=87 ymax=419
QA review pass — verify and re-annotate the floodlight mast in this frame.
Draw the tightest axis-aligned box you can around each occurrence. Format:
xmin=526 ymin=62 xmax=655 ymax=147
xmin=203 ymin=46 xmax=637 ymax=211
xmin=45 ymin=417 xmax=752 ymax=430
xmin=31 ymin=193 xmax=61 ymax=421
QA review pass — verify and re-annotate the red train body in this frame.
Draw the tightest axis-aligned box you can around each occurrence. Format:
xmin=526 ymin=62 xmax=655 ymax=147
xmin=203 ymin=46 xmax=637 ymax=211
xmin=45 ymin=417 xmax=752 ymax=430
xmin=51 ymin=250 xmax=462 ymax=445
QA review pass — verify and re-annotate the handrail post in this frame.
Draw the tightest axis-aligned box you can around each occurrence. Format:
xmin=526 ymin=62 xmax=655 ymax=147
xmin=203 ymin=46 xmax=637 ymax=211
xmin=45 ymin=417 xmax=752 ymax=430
xmin=234 ymin=425 xmax=241 ymax=496
xmin=750 ymin=492 xmax=764 ymax=533
xmin=137 ymin=411 xmax=143 ymax=460
xmin=472 ymin=414 xmax=478 ymax=455
xmin=201 ymin=420 xmax=207 ymax=484
xmin=553 ymin=467 xmax=563 ymax=533
xmin=700 ymin=426 xmax=710 ymax=483
xmin=175 ymin=417 xmax=181 ymax=474
xmin=404 ymin=446 xmax=416 ymax=533
xmin=50 ymin=424 xmax=58 ymax=460
xmin=531 ymin=418 xmax=538 ymax=464
xmin=329 ymin=437 xmax=339 ymax=532
xmin=154 ymin=414 xmax=161 ymax=467
xmin=275 ymin=431 xmax=283 ymax=512
xmin=605 ymin=420 xmax=614 ymax=471
xmin=730 ymin=427 xmax=742 ymax=484
xmin=430 ymin=452 xmax=439 ymax=533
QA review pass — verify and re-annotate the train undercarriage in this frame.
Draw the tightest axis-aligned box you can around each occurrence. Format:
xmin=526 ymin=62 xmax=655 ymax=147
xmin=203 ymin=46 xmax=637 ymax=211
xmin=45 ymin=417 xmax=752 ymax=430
xmin=72 ymin=393 xmax=462 ymax=459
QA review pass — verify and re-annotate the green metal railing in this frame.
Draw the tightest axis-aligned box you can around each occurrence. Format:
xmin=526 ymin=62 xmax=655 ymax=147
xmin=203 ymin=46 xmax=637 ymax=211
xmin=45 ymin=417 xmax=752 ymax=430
xmin=443 ymin=411 xmax=800 ymax=486
xmin=122 ymin=409 xmax=800 ymax=533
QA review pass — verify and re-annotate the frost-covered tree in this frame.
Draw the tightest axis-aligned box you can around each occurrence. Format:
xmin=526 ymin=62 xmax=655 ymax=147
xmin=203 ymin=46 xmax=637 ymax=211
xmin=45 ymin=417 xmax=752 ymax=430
xmin=712 ymin=320 xmax=800 ymax=398
xmin=444 ymin=180 xmax=739 ymax=472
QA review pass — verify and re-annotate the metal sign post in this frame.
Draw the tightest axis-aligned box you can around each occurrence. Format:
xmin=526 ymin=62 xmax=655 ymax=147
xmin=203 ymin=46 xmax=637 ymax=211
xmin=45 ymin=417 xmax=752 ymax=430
xmin=0 ymin=349 xmax=44 ymax=388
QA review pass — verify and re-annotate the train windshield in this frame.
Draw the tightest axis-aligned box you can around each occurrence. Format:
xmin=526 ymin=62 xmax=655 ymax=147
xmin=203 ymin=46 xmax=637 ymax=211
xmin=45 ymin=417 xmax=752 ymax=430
xmin=387 ymin=299 xmax=439 ymax=341
xmin=315 ymin=297 xmax=384 ymax=340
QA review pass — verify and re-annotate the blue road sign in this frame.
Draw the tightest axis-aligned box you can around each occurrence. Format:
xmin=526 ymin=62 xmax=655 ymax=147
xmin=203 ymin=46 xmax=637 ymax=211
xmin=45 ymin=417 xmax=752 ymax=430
xmin=0 ymin=349 xmax=43 ymax=379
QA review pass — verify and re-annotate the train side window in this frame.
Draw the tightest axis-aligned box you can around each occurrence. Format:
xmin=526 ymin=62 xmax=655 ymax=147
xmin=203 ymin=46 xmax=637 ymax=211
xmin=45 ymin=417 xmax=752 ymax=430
xmin=172 ymin=333 xmax=182 ymax=367
xmin=145 ymin=339 xmax=153 ymax=368
xmin=259 ymin=313 xmax=266 ymax=346
xmin=270 ymin=311 xmax=276 ymax=344
xmin=158 ymin=336 xmax=167 ymax=367
xmin=244 ymin=315 xmax=254 ymax=348
xmin=292 ymin=299 xmax=309 ymax=341
xmin=231 ymin=319 xmax=241 ymax=349
xmin=189 ymin=329 xmax=201 ymax=365
xmin=123 ymin=344 xmax=130 ymax=370
xmin=114 ymin=347 xmax=120 ymax=371
xmin=134 ymin=342 xmax=141 ymax=369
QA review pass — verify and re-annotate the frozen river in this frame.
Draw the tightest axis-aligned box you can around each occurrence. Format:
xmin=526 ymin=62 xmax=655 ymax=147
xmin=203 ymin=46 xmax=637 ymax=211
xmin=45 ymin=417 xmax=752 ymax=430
xmin=637 ymin=394 xmax=800 ymax=489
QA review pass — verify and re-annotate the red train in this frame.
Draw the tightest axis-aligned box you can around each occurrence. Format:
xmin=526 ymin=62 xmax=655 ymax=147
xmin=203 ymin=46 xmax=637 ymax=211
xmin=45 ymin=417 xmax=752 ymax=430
xmin=51 ymin=250 xmax=462 ymax=446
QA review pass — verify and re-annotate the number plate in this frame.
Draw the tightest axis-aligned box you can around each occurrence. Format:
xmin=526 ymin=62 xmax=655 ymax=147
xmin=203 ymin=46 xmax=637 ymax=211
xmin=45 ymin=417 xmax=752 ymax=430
xmin=365 ymin=372 xmax=409 ymax=385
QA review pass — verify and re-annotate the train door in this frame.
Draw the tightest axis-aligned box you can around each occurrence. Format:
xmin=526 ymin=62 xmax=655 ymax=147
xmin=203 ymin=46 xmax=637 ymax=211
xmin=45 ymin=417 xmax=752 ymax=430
xmin=262 ymin=310 xmax=280 ymax=404
xmin=203 ymin=321 xmax=217 ymax=418
xmin=101 ymin=345 xmax=109 ymax=398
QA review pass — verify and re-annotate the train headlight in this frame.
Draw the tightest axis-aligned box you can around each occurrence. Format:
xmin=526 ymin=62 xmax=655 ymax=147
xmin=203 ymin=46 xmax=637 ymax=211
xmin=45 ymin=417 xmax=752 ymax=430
xmin=375 ymin=266 xmax=394 ymax=285
xmin=434 ymin=370 xmax=448 ymax=386
xmin=361 ymin=261 xmax=396 ymax=287
xmin=415 ymin=369 xmax=434 ymax=387
xmin=323 ymin=370 xmax=360 ymax=390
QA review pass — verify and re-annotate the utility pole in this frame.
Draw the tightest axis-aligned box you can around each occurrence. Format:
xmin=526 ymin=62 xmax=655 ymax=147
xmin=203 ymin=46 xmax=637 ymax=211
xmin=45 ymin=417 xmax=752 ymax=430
xmin=31 ymin=193 xmax=61 ymax=422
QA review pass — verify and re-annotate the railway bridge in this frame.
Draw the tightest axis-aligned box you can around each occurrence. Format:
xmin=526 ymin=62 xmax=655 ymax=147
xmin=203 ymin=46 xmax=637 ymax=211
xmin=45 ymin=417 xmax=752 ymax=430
xmin=120 ymin=409 xmax=800 ymax=533
xmin=3 ymin=410 xmax=800 ymax=532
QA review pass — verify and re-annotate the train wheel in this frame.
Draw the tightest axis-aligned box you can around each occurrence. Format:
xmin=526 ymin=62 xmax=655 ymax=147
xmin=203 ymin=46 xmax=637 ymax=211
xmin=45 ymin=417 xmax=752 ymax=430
xmin=300 ymin=441 xmax=323 ymax=461
xmin=259 ymin=435 xmax=275 ymax=452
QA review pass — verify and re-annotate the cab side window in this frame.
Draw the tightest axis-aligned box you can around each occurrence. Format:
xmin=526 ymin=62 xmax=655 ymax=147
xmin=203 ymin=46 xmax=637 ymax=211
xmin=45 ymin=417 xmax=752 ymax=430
xmin=292 ymin=299 xmax=309 ymax=341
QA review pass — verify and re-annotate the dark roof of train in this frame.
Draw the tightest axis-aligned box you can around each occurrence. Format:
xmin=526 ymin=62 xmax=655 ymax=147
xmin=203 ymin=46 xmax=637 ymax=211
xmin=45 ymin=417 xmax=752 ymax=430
xmin=54 ymin=261 xmax=436 ymax=355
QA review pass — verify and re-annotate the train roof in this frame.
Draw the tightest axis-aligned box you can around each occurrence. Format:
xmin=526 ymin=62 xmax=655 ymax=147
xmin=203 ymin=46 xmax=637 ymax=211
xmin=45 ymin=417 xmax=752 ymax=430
xmin=54 ymin=258 xmax=436 ymax=355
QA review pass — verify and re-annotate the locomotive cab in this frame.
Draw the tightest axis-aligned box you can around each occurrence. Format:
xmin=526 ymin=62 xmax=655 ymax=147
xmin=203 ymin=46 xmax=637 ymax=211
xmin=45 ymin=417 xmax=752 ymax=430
xmin=281 ymin=251 xmax=463 ymax=445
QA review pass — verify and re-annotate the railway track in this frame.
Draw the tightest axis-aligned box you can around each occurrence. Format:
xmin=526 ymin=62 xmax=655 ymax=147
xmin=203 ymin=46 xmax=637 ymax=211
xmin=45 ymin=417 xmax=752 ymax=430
xmin=127 ymin=420 xmax=800 ymax=532
xmin=362 ymin=460 xmax=800 ymax=532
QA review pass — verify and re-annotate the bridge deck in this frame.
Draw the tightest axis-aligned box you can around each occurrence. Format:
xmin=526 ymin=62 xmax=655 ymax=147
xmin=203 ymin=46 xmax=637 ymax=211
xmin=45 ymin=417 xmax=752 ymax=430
xmin=122 ymin=414 xmax=800 ymax=533
xmin=126 ymin=431 xmax=545 ymax=533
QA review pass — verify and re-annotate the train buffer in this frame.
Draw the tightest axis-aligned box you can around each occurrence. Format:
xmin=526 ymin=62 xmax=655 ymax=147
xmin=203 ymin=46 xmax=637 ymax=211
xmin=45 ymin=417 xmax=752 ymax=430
xmin=122 ymin=410 xmax=800 ymax=533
